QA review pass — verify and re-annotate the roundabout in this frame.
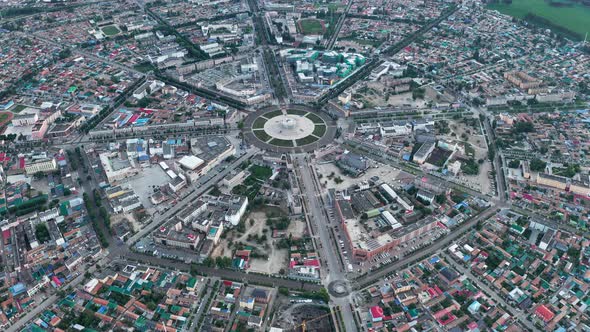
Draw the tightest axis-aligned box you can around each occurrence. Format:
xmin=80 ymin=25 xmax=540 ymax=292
xmin=263 ymin=114 xmax=315 ymax=140
xmin=327 ymin=280 xmax=351 ymax=298
xmin=244 ymin=105 xmax=336 ymax=153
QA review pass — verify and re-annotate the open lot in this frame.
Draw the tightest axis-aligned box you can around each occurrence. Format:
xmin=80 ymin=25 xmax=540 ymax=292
xmin=213 ymin=209 xmax=292 ymax=274
xmin=125 ymin=165 xmax=171 ymax=213
xmin=358 ymin=90 xmax=428 ymax=109
xmin=316 ymin=162 xmax=404 ymax=191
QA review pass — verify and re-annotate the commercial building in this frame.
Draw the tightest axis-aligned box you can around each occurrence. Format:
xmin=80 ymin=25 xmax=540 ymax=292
xmin=180 ymin=136 xmax=235 ymax=181
xmin=222 ymin=169 xmax=249 ymax=188
xmin=153 ymin=222 xmax=202 ymax=251
xmin=536 ymin=173 xmax=567 ymax=191
xmin=24 ymin=158 xmax=58 ymax=175
xmin=569 ymin=177 xmax=590 ymax=196
xmin=220 ymin=195 xmax=248 ymax=226
xmin=413 ymin=142 xmax=436 ymax=164
xmin=334 ymin=190 xmax=437 ymax=261
xmin=99 ymin=152 xmax=138 ymax=184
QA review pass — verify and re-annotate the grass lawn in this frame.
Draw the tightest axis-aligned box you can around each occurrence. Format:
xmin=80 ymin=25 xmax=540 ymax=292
xmin=249 ymin=165 xmax=273 ymax=179
xmin=253 ymin=129 xmax=271 ymax=142
xmin=11 ymin=104 xmax=27 ymax=113
xmin=299 ymin=19 xmax=325 ymax=35
xmin=264 ymin=110 xmax=283 ymax=118
xmin=253 ymin=117 xmax=268 ymax=129
xmin=312 ymin=124 xmax=326 ymax=137
xmin=269 ymin=138 xmax=294 ymax=147
xmin=487 ymin=0 xmax=590 ymax=39
xmin=286 ymin=109 xmax=308 ymax=116
xmin=133 ymin=62 xmax=156 ymax=73
xmin=296 ymin=135 xmax=319 ymax=146
xmin=101 ymin=25 xmax=121 ymax=36
xmin=305 ymin=112 xmax=325 ymax=124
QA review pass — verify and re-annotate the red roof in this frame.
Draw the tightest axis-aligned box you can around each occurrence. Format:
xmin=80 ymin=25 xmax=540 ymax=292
xmin=535 ymin=305 xmax=555 ymax=322
xmin=304 ymin=259 xmax=320 ymax=267
xmin=370 ymin=306 xmax=384 ymax=319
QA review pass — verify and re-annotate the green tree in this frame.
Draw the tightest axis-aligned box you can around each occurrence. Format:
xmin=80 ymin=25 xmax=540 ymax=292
xmin=508 ymin=160 xmax=520 ymax=168
xmin=530 ymin=158 xmax=547 ymax=172
xmin=35 ymin=223 xmax=50 ymax=243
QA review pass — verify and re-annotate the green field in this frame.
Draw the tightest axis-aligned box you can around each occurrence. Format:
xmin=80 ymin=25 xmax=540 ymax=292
xmin=253 ymin=117 xmax=268 ymax=129
xmin=133 ymin=62 xmax=156 ymax=73
xmin=253 ymin=129 xmax=271 ymax=142
xmin=296 ymin=135 xmax=319 ymax=146
xmin=286 ymin=109 xmax=308 ymax=116
xmin=11 ymin=104 xmax=27 ymax=113
xmin=487 ymin=0 xmax=590 ymax=39
xmin=299 ymin=19 xmax=324 ymax=35
xmin=312 ymin=124 xmax=327 ymax=137
xmin=101 ymin=25 xmax=121 ymax=36
xmin=269 ymin=138 xmax=294 ymax=147
xmin=305 ymin=113 xmax=325 ymax=124
xmin=264 ymin=110 xmax=283 ymax=118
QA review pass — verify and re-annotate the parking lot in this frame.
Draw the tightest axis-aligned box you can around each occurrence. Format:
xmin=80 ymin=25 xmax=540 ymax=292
xmin=124 ymin=165 xmax=171 ymax=213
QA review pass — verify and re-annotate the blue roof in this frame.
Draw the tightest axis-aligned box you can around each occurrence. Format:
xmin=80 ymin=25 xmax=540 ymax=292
xmin=9 ymin=283 xmax=26 ymax=295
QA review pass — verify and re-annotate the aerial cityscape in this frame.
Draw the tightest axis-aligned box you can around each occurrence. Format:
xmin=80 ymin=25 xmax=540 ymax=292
xmin=0 ymin=0 xmax=588 ymax=331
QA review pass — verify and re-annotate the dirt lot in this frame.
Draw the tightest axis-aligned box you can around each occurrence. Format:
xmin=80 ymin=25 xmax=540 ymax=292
xmin=437 ymin=118 xmax=493 ymax=194
xmin=274 ymin=302 xmax=333 ymax=332
xmin=315 ymin=162 xmax=402 ymax=190
xmin=212 ymin=210 xmax=289 ymax=274
xmin=361 ymin=90 xmax=427 ymax=108
xmin=443 ymin=119 xmax=486 ymax=149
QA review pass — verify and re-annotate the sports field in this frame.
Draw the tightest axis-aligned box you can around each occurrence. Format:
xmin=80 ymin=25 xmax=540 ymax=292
xmin=0 ymin=112 xmax=13 ymax=126
xmin=487 ymin=0 xmax=590 ymax=39
xmin=298 ymin=19 xmax=325 ymax=35
xmin=101 ymin=25 xmax=121 ymax=36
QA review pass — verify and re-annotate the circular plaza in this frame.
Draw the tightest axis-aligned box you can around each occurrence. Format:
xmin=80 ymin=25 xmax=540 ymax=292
xmin=244 ymin=105 xmax=336 ymax=153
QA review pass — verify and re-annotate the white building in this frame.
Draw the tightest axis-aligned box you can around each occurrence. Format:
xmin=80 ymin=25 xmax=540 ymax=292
xmin=413 ymin=142 xmax=435 ymax=164
xmin=178 ymin=155 xmax=205 ymax=171
xmin=99 ymin=152 xmax=138 ymax=184
xmin=379 ymin=121 xmax=412 ymax=137
xmin=25 ymin=158 xmax=58 ymax=175
xmin=12 ymin=113 xmax=39 ymax=126
xmin=224 ymin=196 xmax=248 ymax=226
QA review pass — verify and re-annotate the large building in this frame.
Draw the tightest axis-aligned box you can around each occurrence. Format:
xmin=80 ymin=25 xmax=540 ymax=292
xmin=153 ymin=222 xmax=202 ymax=251
xmin=537 ymin=173 xmax=567 ymax=191
xmin=99 ymin=152 xmax=139 ymax=184
xmin=334 ymin=188 xmax=438 ymax=261
xmin=24 ymin=158 xmax=58 ymax=175
xmin=413 ymin=142 xmax=436 ymax=165
xmin=178 ymin=136 xmax=235 ymax=182
xmin=570 ymin=176 xmax=590 ymax=196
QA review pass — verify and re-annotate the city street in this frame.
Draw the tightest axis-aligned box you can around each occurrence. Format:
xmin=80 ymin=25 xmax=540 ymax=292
xmin=126 ymin=148 xmax=258 ymax=245
xmin=294 ymin=154 xmax=357 ymax=332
